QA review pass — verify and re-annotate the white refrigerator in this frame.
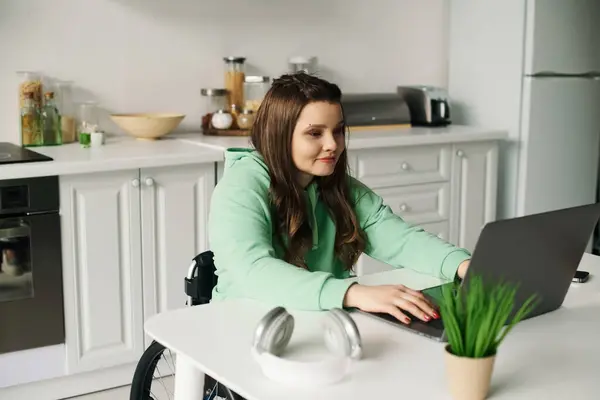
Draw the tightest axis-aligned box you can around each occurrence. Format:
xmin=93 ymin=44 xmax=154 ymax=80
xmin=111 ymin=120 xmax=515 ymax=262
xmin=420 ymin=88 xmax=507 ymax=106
xmin=448 ymin=0 xmax=600 ymax=219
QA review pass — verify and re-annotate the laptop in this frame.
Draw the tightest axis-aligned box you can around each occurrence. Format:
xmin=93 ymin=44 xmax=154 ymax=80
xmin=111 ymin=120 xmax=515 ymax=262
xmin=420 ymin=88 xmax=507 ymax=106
xmin=357 ymin=202 xmax=600 ymax=341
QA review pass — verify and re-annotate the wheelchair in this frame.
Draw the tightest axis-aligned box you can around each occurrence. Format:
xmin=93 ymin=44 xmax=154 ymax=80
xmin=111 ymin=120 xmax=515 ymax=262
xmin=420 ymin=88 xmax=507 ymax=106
xmin=129 ymin=251 xmax=243 ymax=400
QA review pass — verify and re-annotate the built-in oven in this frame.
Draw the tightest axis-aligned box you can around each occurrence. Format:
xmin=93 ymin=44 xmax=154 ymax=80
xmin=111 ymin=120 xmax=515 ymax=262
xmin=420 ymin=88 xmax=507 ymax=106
xmin=0 ymin=175 xmax=64 ymax=355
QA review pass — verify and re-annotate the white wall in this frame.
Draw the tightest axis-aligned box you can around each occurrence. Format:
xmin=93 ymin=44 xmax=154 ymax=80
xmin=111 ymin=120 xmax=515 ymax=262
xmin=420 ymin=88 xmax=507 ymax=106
xmin=0 ymin=0 xmax=449 ymax=143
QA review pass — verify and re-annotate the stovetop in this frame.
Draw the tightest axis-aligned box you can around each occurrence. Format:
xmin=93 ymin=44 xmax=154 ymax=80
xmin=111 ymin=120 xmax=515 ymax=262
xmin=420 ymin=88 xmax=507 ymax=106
xmin=0 ymin=142 xmax=53 ymax=165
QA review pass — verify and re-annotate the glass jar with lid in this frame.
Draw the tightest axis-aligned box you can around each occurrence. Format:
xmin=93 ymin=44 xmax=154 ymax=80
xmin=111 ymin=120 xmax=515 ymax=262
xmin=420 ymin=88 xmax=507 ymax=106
xmin=288 ymin=56 xmax=318 ymax=74
xmin=17 ymin=71 xmax=42 ymax=109
xmin=237 ymin=109 xmax=255 ymax=130
xmin=244 ymin=76 xmax=270 ymax=112
xmin=223 ymin=57 xmax=246 ymax=110
xmin=200 ymin=88 xmax=229 ymax=130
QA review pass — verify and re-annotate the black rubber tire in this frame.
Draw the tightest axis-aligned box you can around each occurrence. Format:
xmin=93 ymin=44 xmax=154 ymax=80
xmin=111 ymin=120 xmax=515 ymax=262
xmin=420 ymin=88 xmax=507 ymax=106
xmin=130 ymin=340 xmax=243 ymax=400
xmin=129 ymin=340 xmax=166 ymax=400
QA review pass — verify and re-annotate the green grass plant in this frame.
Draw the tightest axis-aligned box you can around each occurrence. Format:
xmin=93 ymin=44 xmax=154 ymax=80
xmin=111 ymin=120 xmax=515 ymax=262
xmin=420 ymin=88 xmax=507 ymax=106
xmin=439 ymin=275 xmax=539 ymax=358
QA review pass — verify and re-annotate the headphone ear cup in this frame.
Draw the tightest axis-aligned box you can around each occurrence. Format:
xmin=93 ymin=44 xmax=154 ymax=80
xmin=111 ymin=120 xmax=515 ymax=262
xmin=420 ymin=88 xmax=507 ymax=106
xmin=253 ymin=307 xmax=295 ymax=357
xmin=323 ymin=308 xmax=362 ymax=360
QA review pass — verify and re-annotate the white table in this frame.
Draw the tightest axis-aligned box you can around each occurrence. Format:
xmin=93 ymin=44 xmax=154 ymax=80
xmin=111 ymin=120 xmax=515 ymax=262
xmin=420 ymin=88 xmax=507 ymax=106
xmin=145 ymin=253 xmax=600 ymax=400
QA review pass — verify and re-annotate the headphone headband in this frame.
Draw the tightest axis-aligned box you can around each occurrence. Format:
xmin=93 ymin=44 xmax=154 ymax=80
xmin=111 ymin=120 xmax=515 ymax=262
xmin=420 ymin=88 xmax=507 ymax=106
xmin=251 ymin=307 xmax=362 ymax=386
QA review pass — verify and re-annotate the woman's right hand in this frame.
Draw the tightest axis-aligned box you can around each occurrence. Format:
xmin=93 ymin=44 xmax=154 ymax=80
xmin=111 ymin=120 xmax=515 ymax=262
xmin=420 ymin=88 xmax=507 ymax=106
xmin=343 ymin=283 xmax=440 ymax=324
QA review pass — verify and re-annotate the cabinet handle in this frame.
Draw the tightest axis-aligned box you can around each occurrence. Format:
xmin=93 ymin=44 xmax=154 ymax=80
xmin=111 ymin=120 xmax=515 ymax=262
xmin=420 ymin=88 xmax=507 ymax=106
xmin=131 ymin=178 xmax=140 ymax=188
xmin=401 ymin=162 xmax=410 ymax=171
xmin=399 ymin=203 xmax=409 ymax=212
xmin=144 ymin=177 xmax=155 ymax=187
xmin=456 ymin=149 xmax=465 ymax=158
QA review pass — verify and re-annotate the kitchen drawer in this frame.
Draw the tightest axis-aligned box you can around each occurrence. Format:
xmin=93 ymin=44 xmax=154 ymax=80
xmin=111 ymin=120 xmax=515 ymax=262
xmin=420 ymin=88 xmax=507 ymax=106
xmin=353 ymin=145 xmax=451 ymax=189
xmin=376 ymin=182 xmax=450 ymax=225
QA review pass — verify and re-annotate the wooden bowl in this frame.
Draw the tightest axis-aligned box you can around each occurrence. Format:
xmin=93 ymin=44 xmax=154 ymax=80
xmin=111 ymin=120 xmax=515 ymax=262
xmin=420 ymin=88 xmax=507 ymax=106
xmin=110 ymin=113 xmax=185 ymax=140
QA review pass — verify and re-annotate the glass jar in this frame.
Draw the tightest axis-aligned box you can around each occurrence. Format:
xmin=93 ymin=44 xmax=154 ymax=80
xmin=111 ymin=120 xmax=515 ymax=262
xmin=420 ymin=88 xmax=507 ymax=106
xmin=78 ymin=101 xmax=98 ymax=148
xmin=200 ymin=88 xmax=228 ymax=130
xmin=17 ymin=71 xmax=42 ymax=109
xmin=211 ymin=109 xmax=233 ymax=130
xmin=244 ymin=76 xmax=270 ymax=112
xmin=288 ymin=56 xmax=318 ymax=74
xmin=56 ymin=80 xmax=76 ymax=143
xmin=237 ymin=109 xmax=255 ymax=130
xmin=223 ymin=57 xmax=246 ymax=110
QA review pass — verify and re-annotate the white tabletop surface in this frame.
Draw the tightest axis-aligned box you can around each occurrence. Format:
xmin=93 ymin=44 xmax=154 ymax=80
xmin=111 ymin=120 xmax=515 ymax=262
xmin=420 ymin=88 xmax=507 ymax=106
xmin=145 ymin=253 xmax=600 ymax=400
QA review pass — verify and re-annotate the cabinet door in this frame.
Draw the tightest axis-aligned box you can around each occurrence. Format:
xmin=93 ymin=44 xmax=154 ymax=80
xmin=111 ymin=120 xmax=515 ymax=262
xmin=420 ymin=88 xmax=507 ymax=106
xmin=60 ymin=170 xmax=144 ymax=374
xmin=140 ymin=164 xmax=215 ymax=332
xmin=450 ymin=142 xmax=499 ymax=252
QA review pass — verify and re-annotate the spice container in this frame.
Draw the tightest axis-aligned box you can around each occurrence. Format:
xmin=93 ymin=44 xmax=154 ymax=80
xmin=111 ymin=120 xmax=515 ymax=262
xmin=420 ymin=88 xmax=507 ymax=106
xmin=17 ymin=71 xmax=42 ymax=109
xmin=20 ymin=92 xmax=42 ymax=147
xmin=237 ymin=109 xmax=255 ymax=130
xmin=56 ymin=80 xmax=76 ymax=143
xmin=91 ymin=131 xmax=105 ymax=147
xmin=244 ymin=76 xmax=270 ymax=112
xmin=223 ymin=57 xmax=246 ymax=109
xmin=200 ymin=88 xmax=228 ymax=130
xmin=211 ymin=109 xmax=233 ymax=130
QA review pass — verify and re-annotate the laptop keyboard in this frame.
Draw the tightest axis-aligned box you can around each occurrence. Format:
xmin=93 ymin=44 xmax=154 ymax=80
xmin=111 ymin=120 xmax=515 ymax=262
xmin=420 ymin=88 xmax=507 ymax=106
xmin=372 ymin=311 xmax=445 ymax=330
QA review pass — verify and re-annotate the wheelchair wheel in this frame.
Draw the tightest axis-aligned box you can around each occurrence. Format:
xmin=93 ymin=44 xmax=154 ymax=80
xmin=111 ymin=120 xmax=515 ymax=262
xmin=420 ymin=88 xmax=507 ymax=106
xmin=130 ymin=340 xmax=174 ymax=400
xmin=130 ymin=340 xmax=242 ymax=400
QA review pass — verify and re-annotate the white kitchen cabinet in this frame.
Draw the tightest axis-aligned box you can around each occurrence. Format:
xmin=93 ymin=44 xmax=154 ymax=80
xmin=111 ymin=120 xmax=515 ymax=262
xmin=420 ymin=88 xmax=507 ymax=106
xmin=354 ymin=140 xmax=499 ymax=276
xmin=60 ymin=163 xmax=215 ymax=374
xmin=449 ymin=142 xmax=498 ymax=252
xmin=60 ymin=169 xmax=145 ymax=374
xmin=140 ymin=164 xmax=214 ymax=346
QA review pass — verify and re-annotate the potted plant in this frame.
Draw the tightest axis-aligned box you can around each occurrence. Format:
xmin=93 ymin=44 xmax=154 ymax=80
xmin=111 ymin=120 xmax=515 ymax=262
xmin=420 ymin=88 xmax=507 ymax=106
xmin=439 ymin=275 xmax=538 ymax=400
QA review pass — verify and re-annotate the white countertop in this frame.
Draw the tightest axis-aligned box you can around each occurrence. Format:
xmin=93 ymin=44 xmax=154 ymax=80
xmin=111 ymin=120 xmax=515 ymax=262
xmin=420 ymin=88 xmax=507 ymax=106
xmin=0 ymin=136 xmax=224 ymax=180
xmin=176 ymin=125 xmax=508 ymax=151
xmin=146 ymin=253 xmax=600 ymax=400
xmin=0 ymin=125 xmax=506 ymax=180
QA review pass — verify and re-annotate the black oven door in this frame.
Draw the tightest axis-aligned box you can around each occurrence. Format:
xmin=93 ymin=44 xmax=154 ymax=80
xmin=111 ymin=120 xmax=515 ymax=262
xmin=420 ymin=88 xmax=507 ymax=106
xmin=0 ymin=212 xmax=64 ymax=354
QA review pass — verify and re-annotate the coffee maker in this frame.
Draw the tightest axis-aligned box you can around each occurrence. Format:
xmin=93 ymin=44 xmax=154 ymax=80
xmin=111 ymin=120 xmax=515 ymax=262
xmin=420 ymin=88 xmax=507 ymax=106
xmin=397 ymin=86 xmax=451 ymax=127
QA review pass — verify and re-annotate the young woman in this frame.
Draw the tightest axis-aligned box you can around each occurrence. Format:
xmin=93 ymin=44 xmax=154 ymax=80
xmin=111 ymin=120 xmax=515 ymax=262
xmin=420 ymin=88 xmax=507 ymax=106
xmin=208 ymin=73 xmax=471 ymax=324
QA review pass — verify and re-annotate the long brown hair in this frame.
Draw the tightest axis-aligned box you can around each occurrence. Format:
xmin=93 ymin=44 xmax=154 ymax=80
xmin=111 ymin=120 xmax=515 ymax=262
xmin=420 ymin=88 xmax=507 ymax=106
xmin=251 ymin=73 xmax=365 ymax=271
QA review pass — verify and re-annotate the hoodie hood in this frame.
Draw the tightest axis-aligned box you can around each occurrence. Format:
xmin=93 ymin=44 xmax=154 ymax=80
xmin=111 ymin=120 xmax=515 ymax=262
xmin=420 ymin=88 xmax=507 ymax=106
xmin=223 ymin=147 xmax=319 ymax=249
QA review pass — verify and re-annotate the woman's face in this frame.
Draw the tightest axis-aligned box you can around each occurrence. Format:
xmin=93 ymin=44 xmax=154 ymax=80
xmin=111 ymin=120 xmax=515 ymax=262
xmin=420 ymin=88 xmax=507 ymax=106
xmin=291 ymin=101 xmax=345 ymax=187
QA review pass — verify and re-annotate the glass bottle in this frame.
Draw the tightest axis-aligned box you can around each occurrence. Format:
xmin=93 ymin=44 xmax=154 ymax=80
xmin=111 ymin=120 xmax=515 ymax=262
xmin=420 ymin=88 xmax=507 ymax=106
xmin=20 ymin=92 xmax=42 ymax=147
xmin=78 ymin=101 xmax=98 ymax=148
xmin=56 ymin=81 xmax=76 ymax=143
xmin=223 ymin=57 xmax=246 ymax=110
xmin=41 ymin=92 xmax=63 ymax=146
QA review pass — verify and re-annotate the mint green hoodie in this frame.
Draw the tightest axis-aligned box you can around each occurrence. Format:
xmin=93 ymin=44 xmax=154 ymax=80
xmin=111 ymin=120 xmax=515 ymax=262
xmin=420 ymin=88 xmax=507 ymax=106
xmin=208 ymin=149 xmax=470 ymax=310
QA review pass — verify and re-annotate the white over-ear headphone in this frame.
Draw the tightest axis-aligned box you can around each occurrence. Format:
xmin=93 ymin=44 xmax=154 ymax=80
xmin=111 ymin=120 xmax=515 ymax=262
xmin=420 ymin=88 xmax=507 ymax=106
xmin=251 ymin=306 xmax=362 ymax=386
